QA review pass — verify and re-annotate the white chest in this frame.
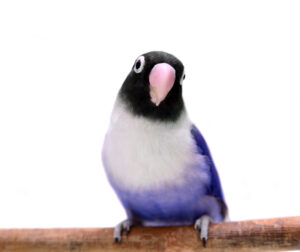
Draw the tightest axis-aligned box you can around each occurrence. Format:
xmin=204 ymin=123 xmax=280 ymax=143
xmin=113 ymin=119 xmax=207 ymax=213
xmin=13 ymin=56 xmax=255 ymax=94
xmin=102 ymin=100 xmax=206 ymax=190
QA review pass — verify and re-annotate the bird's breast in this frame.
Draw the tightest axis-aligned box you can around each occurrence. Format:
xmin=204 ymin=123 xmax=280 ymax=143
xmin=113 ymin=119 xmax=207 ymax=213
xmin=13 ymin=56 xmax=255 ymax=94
xmin=102 ymin=100 xmax=210 ymax=191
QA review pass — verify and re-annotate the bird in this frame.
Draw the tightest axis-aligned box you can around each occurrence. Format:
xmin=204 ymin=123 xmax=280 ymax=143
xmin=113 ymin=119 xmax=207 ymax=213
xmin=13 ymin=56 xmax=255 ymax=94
xmin=102 ymin=51 xmax=227 ymax=246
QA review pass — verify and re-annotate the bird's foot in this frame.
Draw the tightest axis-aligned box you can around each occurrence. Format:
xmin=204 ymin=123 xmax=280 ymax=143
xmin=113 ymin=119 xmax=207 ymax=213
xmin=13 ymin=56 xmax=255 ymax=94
xmin=114 ymin=219 xmax=134 ymax=243
xmin=194 ymin=215 xmax=211 ymax=247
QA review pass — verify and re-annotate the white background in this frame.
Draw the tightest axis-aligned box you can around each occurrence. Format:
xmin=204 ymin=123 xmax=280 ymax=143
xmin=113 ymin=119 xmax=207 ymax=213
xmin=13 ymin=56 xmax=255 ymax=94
xmin=0 ymin=0 xmax=300 ymax=229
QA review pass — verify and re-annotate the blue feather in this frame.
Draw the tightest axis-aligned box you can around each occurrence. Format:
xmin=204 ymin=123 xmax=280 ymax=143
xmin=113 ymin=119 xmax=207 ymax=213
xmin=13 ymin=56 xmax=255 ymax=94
xmin=191 ymin=125 xmax=225 ymax=203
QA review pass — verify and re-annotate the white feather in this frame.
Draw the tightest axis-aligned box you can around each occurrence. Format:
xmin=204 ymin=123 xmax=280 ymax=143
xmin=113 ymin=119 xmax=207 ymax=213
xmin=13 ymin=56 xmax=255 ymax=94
xmin=102 ymin=98 xmax=209 ymax=191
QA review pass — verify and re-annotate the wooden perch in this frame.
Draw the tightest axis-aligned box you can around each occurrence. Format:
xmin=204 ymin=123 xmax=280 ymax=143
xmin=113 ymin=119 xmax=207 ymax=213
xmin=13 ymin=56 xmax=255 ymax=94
xmin=0 ymin=216 xmax=300 ymax=251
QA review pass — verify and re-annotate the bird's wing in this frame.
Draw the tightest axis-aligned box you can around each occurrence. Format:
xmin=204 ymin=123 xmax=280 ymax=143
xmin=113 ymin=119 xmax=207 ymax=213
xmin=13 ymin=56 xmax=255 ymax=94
xmin=190 ymin=125 xmax=226 ymax=203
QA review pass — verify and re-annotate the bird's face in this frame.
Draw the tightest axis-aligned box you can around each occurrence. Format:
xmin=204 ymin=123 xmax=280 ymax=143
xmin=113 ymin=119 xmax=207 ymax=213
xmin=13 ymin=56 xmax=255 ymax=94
xmin=119 ymin=51 xmax=186 ymax=122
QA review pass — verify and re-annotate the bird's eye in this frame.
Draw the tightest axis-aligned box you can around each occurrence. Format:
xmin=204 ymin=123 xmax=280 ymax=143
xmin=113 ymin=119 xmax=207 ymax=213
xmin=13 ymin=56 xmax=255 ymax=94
xmin=180 ymin=72 xmax=186 ymax=85
xmin=133 ymin=56 xmax=145 ymax=73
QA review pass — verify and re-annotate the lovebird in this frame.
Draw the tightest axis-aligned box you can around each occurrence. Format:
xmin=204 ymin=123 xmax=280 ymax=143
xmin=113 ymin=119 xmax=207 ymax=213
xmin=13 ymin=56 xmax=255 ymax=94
xmin=102 ymin=51 xmax=227 ymax=246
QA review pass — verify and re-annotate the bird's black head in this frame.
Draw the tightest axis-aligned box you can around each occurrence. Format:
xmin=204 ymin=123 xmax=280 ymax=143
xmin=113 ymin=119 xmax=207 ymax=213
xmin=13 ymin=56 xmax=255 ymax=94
xmin=119 ymin=51 xmax=186 ymax=122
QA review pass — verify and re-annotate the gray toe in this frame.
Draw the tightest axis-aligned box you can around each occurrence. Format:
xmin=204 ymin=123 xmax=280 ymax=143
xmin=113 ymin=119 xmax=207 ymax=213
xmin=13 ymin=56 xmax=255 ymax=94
xmin=194 ymin=215 xmax=211 ymax=247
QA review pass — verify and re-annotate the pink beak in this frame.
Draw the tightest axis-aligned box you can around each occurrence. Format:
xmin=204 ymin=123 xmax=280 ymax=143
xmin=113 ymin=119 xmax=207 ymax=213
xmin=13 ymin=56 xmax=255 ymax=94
xmin=149 ymin=63 xmax=176 ymax=106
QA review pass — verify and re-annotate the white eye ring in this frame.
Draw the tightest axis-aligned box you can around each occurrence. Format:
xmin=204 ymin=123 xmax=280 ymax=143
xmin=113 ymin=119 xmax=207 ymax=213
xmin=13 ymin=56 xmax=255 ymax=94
xmin=133 ymin=56 xmax=145 ymax=73
xmin=180 ymin=71 xmax=186 ymax=85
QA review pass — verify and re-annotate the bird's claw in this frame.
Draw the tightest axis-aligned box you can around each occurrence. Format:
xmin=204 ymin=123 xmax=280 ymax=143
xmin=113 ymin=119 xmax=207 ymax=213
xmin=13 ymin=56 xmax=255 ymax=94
xmin=194 ymin=215 xmax=211 ymax=247
xmin=202 ymin=237 xmax=207 ymax=247
xmin=114 ymin=219 xmax=133 ymax=243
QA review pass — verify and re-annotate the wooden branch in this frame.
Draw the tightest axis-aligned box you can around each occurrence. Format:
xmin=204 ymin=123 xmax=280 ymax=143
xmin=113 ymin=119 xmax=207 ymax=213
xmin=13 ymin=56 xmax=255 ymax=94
xmin=0 ymin=217 xmax=300 ymax=251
